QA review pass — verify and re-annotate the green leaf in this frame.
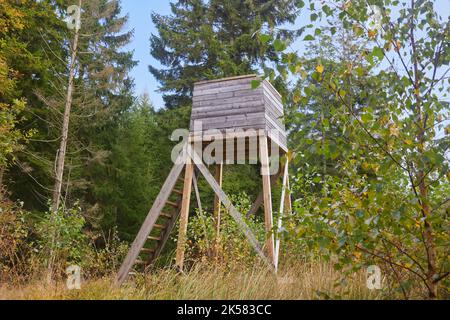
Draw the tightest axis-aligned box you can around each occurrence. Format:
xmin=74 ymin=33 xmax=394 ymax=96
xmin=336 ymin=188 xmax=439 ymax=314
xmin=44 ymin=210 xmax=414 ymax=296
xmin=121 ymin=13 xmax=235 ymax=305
xmin=372 ymin=46 xmax=384 ymax=62
xmin=303 ymin=35 xmax=315 ymax=41
xmin=355 ymin=67 xmax=365 ymax=76
xmin=361 ymin=113 xmax=373 ymax=123
xmin=323 ymin=5 xmax=333 ymax=16
xmin=259 ymin=34 xmax=272 ymax=44
xmin=296 ymin=0 xmax=305 ymax=8
xmin=273 ymin=39 xmax=286 ymax=52
xmin=251 ymin=80 xmax=261 ymax=89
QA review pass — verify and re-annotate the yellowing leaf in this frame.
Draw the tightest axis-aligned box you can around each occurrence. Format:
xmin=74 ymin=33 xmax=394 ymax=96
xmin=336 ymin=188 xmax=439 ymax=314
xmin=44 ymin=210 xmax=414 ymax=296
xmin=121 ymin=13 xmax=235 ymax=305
xmin=368 ymin=29 xmax=378 ymax=39
xmin=316 ymin=64 xmax=324 ymax=74
xmin=342 ymin=1 xmax=352 ymax=10
xmin=384 ymin=42 xmax=392 ymax=51
xmin=293 ymin=92 xmax=302 ymax=104
xmin=389 ymin=124 xmax=399 ymax=137
xmin=301 ymin=70 xmax=308 ymax=80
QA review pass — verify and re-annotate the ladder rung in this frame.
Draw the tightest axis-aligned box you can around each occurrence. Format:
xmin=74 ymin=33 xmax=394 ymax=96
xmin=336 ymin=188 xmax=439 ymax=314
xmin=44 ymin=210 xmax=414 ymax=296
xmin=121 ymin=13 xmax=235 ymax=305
xmin=160 ymin=212 xmax=173 ymax=219
xmin=128 ymin=272 xmax=137 ymax=276
xmin=166 ymin=201 xmax=178 ymax=208
xmin=141 ymin=248 xmax=155 ymax=254
xmin=148 ymin=236 xmax=161 ymax=241
xmin=173 ymin=188 xmax=183 ymax=195
xmin=154 ymin=224 xmax=165 ymax=229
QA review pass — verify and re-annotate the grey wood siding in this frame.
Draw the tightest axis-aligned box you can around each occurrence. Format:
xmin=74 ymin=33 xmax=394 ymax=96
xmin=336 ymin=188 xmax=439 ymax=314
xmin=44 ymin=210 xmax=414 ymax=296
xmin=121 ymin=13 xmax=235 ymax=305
xmin=190 ymin=75 xmax=287 ymax=150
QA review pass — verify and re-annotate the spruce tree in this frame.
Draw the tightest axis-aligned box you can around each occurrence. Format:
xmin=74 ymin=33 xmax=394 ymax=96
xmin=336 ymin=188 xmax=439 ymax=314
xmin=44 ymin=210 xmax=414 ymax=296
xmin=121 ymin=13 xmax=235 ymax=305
xmin=5 ymin=0 xmax=136 ymax=217
xmin=150 ymin=0 xmax=298 ymax=109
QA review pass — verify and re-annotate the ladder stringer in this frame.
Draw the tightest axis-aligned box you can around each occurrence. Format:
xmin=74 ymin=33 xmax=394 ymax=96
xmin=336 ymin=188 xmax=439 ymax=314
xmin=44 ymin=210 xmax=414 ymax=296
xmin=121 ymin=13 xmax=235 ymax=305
xmin=115 ymin=150 xmax=187 ymax=286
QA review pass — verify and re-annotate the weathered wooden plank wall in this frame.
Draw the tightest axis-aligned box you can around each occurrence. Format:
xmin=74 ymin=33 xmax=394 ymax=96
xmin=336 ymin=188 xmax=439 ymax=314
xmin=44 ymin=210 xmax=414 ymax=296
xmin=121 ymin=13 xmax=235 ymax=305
xmin=190 ymin=75 xmax=287 ymax=150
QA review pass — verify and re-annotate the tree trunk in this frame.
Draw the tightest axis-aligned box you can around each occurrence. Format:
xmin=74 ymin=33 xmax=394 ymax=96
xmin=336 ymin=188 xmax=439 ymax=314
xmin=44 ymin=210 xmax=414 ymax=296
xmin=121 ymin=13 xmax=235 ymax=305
xmin=409 ymin=0 xmax=437 ymax=298
xmin=47 ymin=0 xmax=82 ymax=284
xmin=52 ymin=18 xmax=80 ymax=212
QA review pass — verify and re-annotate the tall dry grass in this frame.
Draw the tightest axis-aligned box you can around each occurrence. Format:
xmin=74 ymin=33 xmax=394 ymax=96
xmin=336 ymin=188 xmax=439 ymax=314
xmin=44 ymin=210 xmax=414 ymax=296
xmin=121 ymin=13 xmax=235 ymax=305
xmin=0 ymin=261 xmax=382 ymax=300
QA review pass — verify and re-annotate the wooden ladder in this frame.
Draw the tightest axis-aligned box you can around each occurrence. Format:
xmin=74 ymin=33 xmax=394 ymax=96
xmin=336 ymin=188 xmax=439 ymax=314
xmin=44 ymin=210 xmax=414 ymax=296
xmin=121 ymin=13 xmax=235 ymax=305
xmin=116 ymin=151 xmax=187 ymax=285
xmin=133 ymin=178 xmax=184 ymax=271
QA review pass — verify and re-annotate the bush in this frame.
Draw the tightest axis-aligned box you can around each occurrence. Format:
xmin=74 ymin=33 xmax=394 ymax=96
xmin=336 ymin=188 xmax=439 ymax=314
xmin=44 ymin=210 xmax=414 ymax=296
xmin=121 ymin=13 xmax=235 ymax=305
xmin=0 ymin=188 xmax=36 ymax=283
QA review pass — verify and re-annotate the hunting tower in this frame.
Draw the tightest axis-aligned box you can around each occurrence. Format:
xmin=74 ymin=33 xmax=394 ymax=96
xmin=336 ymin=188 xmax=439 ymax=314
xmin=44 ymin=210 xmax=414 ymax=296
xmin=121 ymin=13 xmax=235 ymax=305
xmin=116 ymin=75 xmax=291 ymax=286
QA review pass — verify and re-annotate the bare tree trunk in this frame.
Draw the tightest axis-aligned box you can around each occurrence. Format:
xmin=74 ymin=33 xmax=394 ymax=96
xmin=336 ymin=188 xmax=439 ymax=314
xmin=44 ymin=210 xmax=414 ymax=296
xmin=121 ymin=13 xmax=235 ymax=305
xmin=47 ymin=0 xmax=82 ymax=284
xmin=52 ymin=17 xmax=80 ymax=211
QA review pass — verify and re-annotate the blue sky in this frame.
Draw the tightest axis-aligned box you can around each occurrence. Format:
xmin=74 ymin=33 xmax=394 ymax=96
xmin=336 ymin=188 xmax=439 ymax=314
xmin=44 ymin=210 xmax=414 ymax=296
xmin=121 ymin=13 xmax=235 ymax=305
xmin=121 ymin=0 xmax=171 ymax=109
xmin=121 ymin=0 xmax=449 ymax=110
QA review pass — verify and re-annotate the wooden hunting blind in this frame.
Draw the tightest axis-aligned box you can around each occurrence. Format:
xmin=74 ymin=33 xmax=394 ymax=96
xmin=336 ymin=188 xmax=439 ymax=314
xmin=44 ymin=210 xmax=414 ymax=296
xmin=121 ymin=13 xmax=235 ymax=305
xmin=190 ymin=75 xmax=287 ymax=151
xmin=116 ymin=75 xmax=292 ymax=286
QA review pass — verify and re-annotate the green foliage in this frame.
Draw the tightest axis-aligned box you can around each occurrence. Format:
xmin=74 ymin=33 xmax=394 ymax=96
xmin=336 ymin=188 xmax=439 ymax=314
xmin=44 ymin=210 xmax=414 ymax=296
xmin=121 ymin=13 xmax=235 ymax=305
xmin=98 ymin=96 xmax=191 ymax=240
xmin=37 ymin=203 xmax=89 ymax=269
xmin=0 ymin=0 xmax=42 ymax=170
xmin=150 ymin=0 xmax=298 ymax=108
xmin=266 ymin=0 xmax=449 ymax=299
xmin=1 ymin=190 xmax=129 ymax=282
xmin=0 ymin=97 xmax=28 ymax=168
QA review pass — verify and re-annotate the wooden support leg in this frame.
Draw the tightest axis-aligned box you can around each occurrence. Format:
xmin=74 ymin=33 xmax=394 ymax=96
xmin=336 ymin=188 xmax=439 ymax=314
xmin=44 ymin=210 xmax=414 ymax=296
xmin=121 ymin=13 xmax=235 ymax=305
xmin=259 ymin=135 xmax=275 ymax=266
xmin=213 ymin=163 xmax=223 ymax=257
xmin=275 ymin=156 xmax=290 ymax=272
xmin=175 ymin=156 xmax=194 ymax=271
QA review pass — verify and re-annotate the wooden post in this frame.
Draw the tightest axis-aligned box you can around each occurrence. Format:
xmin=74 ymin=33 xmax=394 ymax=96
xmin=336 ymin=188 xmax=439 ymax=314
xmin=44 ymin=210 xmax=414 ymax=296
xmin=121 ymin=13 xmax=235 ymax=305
xmin=259 ymin=134 xmax=275 ymax=266
xmin=275 ymin=157 xmax=290 ymax=271
xmin=213 ymin=163 xmax=223 ymax=257
xmin=175 ymin=156 xmax=194 ymax=271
